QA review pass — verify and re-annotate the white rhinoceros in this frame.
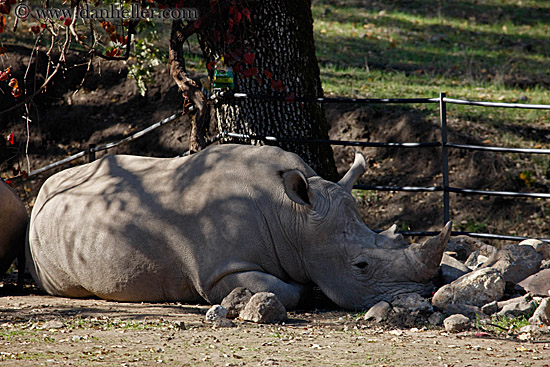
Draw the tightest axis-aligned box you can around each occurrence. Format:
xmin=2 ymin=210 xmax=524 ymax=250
xmin=1 ymin=179 xmax=28 ymax=284
xmin=27 ymin=144 xmax=451 ymax=310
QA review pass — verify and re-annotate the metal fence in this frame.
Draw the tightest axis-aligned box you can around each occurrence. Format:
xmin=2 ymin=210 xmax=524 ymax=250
xmin=218 ymin=91 xmax=550 ymax=243
xmin=14 ymin=91 xmax=550 ymax=243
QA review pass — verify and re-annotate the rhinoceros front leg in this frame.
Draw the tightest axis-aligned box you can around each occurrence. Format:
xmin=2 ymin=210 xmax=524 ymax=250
xmin=209 ymin=271 xmax=305 ymax=310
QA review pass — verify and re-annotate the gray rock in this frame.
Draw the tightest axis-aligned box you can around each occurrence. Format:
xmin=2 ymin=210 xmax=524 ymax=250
xmin=205 ymin=305 xmax=228 ymax=323
xmin=221 ymin=287 xmax=254 ymax=319
xmin=446 ymin=303 xmax=488 ymax=320
xmin=443 ymin=314 xmax=471 ymax=333
xmin=440 ymin=253 xmax=471 ymax=284
xmin=482 ymin=244 xmax=541 ymax=284
xmin=529 ymin=298 xmax=550 ymax=326
xmin=428 ymin=312 xmax=445 ymax=326
xmin=213 ymin=318 xmax=235 ymax=328
xmin=392 ymin=293 xmax=432 ymax=313
xmin=432 ymin=268 xmax=505 ymax=310
xmin=41 ymin=320 xmax=65 ymax=330
xmin=363 ymin=301 xmax=391 ymax=323
xmin=497 ymin=295 xmax=527 ymax=309
xmin=464 ymin=250 xmax=482 ymax=269
xmin=496 ymin=297 xmax=538 ymax=318
xmin=518 ymin=269 xmax=550 ymax=297
xmin=479 ymin=244 xmax=498 ymax=258
xmin=481 ymin=301 xmax=499 ymax=315
xmin=445 ymin=236 xmax=490 ymax=261
xmin=519 ymin=324 xmax=550 ymax=334
xmin=240 ymin=292 xmax=287 ymax=324
xmin=519 ymin=239 xmax=550 ymax=260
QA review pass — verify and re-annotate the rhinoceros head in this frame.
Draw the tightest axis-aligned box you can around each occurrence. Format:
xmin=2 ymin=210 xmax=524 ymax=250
xmin=280 ymin=152 xmax=452 ymax=310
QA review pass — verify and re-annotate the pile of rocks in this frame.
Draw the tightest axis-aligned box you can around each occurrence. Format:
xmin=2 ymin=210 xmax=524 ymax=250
xmin=364 ymin=237 xmax=550 ymax=333
xmin=205 ymin=288 xmax=287 ymax=327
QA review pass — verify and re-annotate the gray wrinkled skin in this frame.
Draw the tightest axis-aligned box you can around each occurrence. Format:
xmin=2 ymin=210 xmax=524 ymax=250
xmin=27 ymin=144 xmax=451 ymax=310
xmin=0 ymin=179 xmax=28 ymax=282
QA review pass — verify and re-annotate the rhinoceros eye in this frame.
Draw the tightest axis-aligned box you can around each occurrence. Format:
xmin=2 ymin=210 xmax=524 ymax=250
xmin=354 ymin=261 xmax=368 ymax=270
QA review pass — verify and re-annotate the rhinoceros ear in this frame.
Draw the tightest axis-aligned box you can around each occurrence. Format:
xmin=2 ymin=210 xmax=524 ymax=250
xmin=338 ymin=151 xmax=367 ymax=192
xmin=282 ymin=169 xmax=311 ymax=206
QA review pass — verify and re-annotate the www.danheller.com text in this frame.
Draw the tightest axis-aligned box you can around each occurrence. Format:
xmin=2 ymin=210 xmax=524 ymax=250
xmin=15 ymin=3 xmax=198 ymax=21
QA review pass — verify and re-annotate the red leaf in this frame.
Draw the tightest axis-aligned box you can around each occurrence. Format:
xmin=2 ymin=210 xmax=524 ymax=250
xmin=285 ymin=93 xmax=296 ymax=103
xmin=41 ymin=23 xmax=46 ymax=29
xmin=7 ymin=133 xmax=14 ymax=145
xmin=263 ymin=70 xmax=273 ymax=79
xmin=271 ymin=79 xmax=283 ymax=90
xmin=5 ymin=179 xmax=12 ymax=185
xmin=229 ymin=5 xmax=235 ymax=14
xmin=243 ymin=67 xmax=258 ymax=77
xmin=30 ymin=25 xmax=40 ymax=34
xmin=243 ymin=52 xmax=254 ymax=65
xmin=233 ymin=11 xmax=242 ymax=25
xmin=206 ymin=61 xmax=216 ymax=70
xmin=242 ymin=8 xmax=251 ymax=22
xmin=64 ymin=17 xmax=72 ymax=26
xmin=8 ymin=78 xmax=18 ymax=88
xmin=0 ymin=70 xmax=9 ymax=82
xmin=228 ymin=18 xmax=234 ymax=32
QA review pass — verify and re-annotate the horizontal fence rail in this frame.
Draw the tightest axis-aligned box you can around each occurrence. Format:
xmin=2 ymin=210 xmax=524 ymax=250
xmin=8 ymin=92 xmax=550 ymax=242
xmin=446 ymin=143 xmax=550 ymax=154
xmin=216 ymin=91 xmax=440 ymax=105
xmin=442 ymin=97 xmax=550 ymax=110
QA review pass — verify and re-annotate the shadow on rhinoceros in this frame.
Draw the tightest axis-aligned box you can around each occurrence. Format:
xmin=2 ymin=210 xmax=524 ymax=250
xmin=25 ymin=144 xmax=451 ymax=310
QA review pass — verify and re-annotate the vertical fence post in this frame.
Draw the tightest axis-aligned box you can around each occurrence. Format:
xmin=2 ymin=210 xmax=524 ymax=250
xmin=439 ymin=93 xmax=450 ymax=224
xmin=88 ymin=144 xmax=96 ymax=162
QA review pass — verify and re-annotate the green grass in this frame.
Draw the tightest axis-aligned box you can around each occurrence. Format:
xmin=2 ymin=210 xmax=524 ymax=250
xmin=312 ymin=0 xmax=550 ymax=134
xmin=482 ymin=314 xmax=532 ymax=334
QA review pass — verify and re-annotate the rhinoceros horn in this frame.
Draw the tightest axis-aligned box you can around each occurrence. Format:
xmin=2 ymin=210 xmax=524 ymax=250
xmin=339 ymin=151 xmax=367 ymax=191
xmin=405 ymin=222 xmax=453 ymax=282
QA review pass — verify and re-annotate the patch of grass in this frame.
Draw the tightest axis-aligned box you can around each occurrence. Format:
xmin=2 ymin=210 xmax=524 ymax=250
xmin=312 ymin=0 xmax=550 ymax=132
xmin=457 ymin=217 xmax=489 ymax=232
xmin=352 ymin=189 xmax=379 ymax=204
xmin=482 ymin=314 xmax=531 ymax=334
xmin=65 ymin=316 xmax=179 ymax=331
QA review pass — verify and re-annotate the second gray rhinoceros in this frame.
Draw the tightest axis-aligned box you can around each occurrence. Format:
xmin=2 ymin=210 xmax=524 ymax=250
xmin=27 ymin=144 xmax=451 ymax=310
xmin=1 ymin=179 xmax=28 ymax=285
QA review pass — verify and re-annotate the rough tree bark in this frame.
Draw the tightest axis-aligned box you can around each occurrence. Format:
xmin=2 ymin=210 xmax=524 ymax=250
xmin=169 ymin=0 xmax=337 ymax=180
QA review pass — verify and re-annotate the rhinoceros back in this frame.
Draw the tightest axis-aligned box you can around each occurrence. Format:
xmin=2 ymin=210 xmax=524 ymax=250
xmin=27 ymin=144 xmax=315 ymax=302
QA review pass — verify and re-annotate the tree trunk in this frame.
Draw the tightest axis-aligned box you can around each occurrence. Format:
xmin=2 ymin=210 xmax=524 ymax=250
xmin=172 ymin=0 xmax=337 ymax=180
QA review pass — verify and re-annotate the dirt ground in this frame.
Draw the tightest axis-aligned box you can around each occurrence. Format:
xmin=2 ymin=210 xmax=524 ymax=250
xmin=1 ymin=286 xmax=549 ymax=366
